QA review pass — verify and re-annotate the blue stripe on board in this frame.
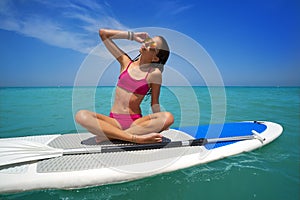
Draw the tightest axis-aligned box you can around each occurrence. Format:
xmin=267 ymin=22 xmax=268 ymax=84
xmin=178 ymin=122 xmax=267 ymax=150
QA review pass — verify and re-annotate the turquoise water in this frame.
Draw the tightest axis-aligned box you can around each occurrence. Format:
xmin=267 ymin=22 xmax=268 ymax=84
xmin=0 ymin=87 xmax=299 ymax=200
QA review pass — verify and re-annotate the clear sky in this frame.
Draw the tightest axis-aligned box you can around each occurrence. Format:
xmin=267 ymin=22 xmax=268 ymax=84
xmin=0 ymin=0 xmax=299 ymax=87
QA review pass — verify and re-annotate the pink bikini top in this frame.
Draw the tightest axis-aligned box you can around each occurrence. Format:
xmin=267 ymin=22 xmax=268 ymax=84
xmin=117 ymin=61 xmax=151 ymax=95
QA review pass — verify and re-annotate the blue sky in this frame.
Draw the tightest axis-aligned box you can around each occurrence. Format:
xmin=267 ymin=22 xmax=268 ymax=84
xmin=0 ymin=0 xmax=299 ymax=87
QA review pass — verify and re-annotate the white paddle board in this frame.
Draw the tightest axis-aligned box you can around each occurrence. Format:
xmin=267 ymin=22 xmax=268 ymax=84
xmin=0 ymin=121 xmax=282 ymax=193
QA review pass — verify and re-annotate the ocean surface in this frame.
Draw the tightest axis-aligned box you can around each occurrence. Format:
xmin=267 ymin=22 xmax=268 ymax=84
xmin=0 ymin=86 xmax=299 ymax=200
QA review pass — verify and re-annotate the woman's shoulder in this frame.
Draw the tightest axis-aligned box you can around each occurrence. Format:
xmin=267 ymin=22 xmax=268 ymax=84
xmin=149 ymin=67 xmax=162 ymax=83
xmin=150 ymin=67 xmax=162 ymax=76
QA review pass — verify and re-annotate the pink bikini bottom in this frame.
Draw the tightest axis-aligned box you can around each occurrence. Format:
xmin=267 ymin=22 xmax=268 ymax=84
xmin=109 ymin=112 xmax=142 ymax=130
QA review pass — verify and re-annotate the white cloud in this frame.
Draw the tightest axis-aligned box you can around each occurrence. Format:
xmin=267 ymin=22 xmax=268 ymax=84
xmin=0 ymin=0 xmax=128 ymax=54
xmin=154 ymin=1 xmax=193 ymax=18
xmin=171 ymin=4 xmax=194 ymax=15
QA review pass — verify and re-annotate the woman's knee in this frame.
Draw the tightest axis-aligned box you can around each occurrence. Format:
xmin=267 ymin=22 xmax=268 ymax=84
xmin=162 ymin=112 xmax=174 ymax=127
xmin=75 ymin=110 xmax=91 ymax=125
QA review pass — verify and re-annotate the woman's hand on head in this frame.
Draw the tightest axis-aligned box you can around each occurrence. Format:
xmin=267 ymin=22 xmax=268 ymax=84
xmin=133 ymin=32 xmax=149 ymax=43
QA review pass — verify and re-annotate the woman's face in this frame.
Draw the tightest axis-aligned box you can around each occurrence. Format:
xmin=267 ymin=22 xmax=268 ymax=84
xmin=139 ymin=37 xmax=161 ymax=61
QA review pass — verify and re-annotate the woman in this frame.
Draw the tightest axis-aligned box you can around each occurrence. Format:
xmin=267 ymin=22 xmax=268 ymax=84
xmin=75 ymin=29 xmax=174 ymax=144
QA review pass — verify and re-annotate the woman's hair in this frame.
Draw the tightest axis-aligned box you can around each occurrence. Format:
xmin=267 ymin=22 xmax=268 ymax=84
xmin=151 ymin=36 xmax=170 ymax=72
xmin=141 ymin=36 xmax=170 ymax=99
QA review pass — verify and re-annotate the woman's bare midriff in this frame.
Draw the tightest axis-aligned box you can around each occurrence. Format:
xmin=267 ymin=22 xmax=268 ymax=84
xmin=110 ymin=87 xmax=145 ymax=114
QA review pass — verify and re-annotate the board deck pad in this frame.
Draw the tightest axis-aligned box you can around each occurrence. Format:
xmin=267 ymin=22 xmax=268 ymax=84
xmin=37 ymin=129 xmax=198 ymax=173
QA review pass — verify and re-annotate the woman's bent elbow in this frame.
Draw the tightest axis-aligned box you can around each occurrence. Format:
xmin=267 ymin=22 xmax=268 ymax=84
xmin=99 ymin=29 xmax=107 ymax=40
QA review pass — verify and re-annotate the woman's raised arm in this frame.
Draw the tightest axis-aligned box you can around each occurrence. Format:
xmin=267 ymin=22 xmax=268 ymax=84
xmin=99 ymin=29 xmax=130 ymax=66
xmin=99 ymin=29 xmax=149 ymax=67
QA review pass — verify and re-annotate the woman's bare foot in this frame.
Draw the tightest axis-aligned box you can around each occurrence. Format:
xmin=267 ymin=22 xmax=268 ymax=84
xmin=134 ymin=133 xmax=163 ymax=144
xmin=95 ymin=135 xmax=110 ymax=143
